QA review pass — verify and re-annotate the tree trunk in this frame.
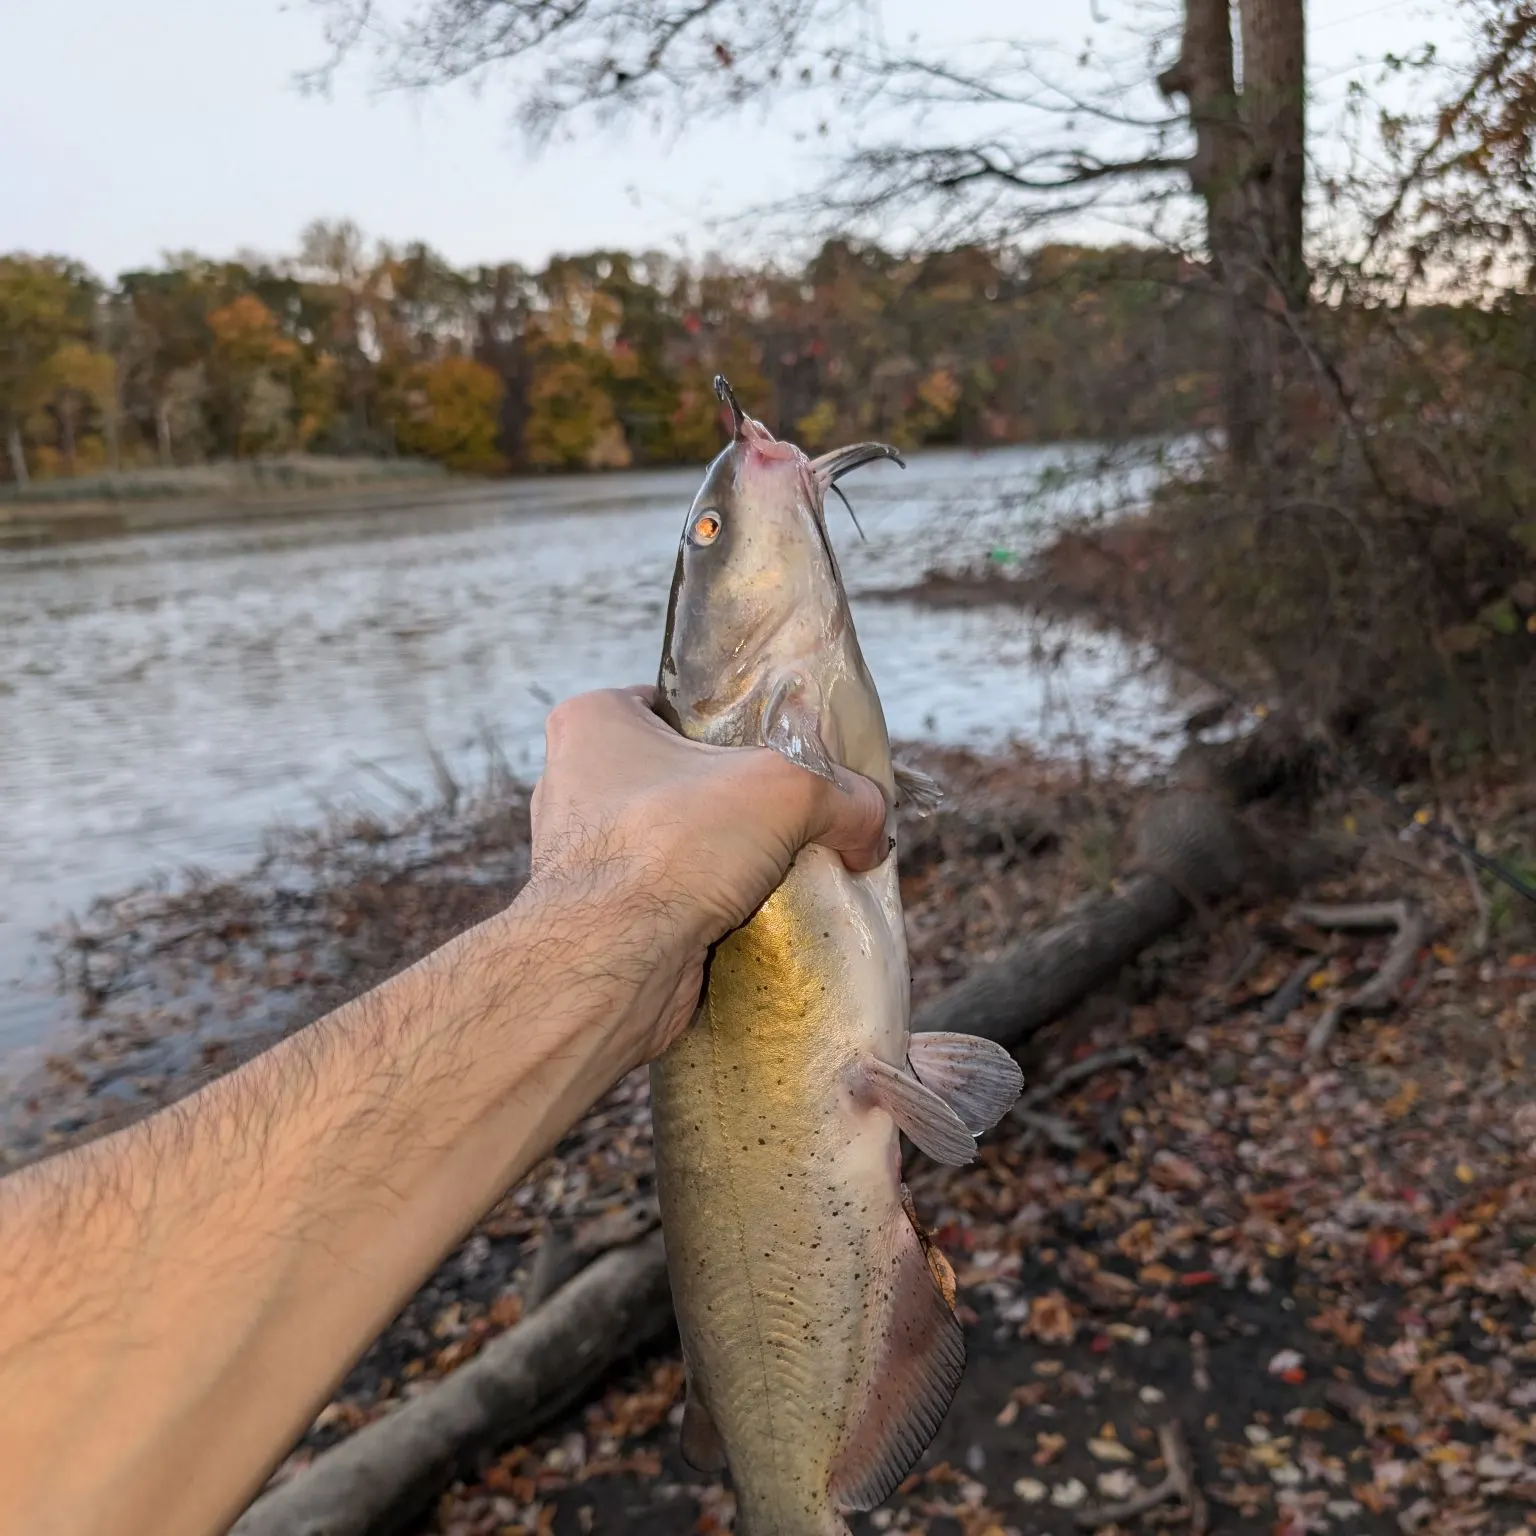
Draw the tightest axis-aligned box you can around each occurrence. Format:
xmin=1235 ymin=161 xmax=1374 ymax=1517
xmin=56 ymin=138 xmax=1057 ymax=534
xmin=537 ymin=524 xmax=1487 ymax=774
xmin=156 ymin=398 xmax=173 ymax=466
xmin=1240 ymin=0 xmax=1308 ymax=312
xmin=105 ymin=364 xmax=122 ymax=473
xmin=6 ymin=418 xmax=27 ymax=487
xmin=1160 ymin=0 xmax=1309 ymax=475
xmin=59 ymin=400 xmax=77 ymax=477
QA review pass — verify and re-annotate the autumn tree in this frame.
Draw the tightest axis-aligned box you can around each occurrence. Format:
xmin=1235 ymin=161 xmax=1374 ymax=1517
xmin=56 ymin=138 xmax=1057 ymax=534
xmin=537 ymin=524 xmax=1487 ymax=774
xmin=206 ymin=294 xmax=303 ymax=455
xmin=386 ymin=355 xmax=507 ymax=471
xmin=306 ymin=0 xmax=1307 ymax=474
xmin=44 ymin=342 xmax=117 ymax=476
xmin=0 ymin=257 xmax=89 ymax=486
xmin=119 ymin=263 xmax=228 ymax=464
xmin=1 ymin=227 xmax=1225 ymax=479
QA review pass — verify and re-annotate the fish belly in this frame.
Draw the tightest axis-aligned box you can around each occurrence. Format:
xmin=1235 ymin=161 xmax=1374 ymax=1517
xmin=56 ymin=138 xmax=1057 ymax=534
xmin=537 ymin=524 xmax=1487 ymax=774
xmin=651 ymin=847 xmax=908 ymax=1536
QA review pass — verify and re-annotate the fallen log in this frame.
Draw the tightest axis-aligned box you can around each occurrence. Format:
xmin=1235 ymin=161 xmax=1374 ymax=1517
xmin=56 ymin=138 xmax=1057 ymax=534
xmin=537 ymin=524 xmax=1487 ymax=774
xmin=234 ymin=794 xmax=1287 ymax=1534
xmin=916 ymin=790 xmax=1274 ymax=1048
xmin=230 ymin=1233 xmax=672 ymax=1536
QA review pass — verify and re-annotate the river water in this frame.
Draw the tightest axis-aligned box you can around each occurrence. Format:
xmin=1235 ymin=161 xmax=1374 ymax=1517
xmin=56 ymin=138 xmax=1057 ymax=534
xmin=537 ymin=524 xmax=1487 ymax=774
xmin=0 ymin=443 xmax=1179 ymax=1067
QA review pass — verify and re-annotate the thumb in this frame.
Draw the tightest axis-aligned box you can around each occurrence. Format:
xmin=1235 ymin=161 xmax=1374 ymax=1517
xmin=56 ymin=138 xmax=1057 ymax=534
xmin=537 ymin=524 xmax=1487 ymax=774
xmin=801 ymin=766 xmax=890 ymax=872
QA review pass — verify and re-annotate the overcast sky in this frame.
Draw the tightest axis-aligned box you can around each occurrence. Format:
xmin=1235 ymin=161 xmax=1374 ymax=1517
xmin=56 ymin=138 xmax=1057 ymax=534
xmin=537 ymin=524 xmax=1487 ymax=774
xmin=4 ymin=0 xmax=1464 ymax=279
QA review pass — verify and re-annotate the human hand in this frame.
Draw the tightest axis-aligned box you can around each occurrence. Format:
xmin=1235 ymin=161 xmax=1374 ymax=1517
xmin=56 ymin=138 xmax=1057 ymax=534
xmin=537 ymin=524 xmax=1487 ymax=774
xmin=525 ymin=686 xmax=888 ymax=1069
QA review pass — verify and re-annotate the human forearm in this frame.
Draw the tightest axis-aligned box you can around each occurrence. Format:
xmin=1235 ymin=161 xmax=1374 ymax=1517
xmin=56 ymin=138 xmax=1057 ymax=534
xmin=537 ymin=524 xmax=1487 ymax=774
xmin=0 ymin=686 xmax=888 ymax=1536
xmin=0 ymin=878 xmax=643 ymax=1536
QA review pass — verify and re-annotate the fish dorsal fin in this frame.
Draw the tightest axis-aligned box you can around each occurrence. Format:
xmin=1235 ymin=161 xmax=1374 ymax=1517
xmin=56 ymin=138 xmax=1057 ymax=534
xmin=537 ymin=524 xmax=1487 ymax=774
xmin=679 ymin=1386 xmax=728 ymax=1473
xmin=893 ymin=761 xmax=943 ymax=816
xmin=907 ymin=1032 xmax=1024 ymax=1134
xmin=828 ymin=1210 xmax=966 ymax=1512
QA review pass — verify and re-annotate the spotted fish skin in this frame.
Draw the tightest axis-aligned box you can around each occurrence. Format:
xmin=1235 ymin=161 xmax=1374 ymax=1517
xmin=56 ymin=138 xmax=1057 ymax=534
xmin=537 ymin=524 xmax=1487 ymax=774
xmin=653 ymin=378 xmax=1022 ymax=1536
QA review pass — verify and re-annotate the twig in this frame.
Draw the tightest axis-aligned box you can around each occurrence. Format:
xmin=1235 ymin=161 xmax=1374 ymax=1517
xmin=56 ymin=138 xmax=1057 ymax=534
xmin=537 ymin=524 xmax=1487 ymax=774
xmin=1261 ymin=955 xmax=1324 ymax=1026
xmin=1293 ymin=900 xmax=1431 ymax=1058
xmin=345 ymin=753 xmax=425 ymax=808
xmin=1291 ymin=900 xmax=1413 ymax=930
xmin=1010 ymin=1046 xmax=1145 ymax=1155
xmin=525 ymin=1198 xmax=661 ymax=1308
xmin=1017 ymin=1045 xmax=1146 ymax=1111
xmin=1189 ymin=1330 xmax=1211 ymax=1393
xmin=1076 ymin=1420 xmax=1207 ymax=1532
xmin=1443 ymin=810 xmax=1492 ymax=956
xmin=1222 ymin=939 xmax=1269 ymax=994
xmin=1014 ymin=1109 xmax=1086 ymax=1152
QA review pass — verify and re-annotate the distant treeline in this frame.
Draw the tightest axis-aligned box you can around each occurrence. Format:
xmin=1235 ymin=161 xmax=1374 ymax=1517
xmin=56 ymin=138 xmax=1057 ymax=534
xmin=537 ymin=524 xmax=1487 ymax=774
xmin=0 ymin=224 xmax=1228 ymax=483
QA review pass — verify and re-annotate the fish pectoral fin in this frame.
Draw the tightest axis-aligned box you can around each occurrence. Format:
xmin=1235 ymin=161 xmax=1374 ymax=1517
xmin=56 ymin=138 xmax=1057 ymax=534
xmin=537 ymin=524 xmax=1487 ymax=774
xmin=763 ymin=672 xmax=838 ymax=783
xmin=852 ymin=1057 xmax=976 ymax=1165
xmin=906 ymin=1032 xmax=1025 ymax=1134
xmin=828 ymin=1212 xmax=965 ymax=1513
xmin=892 ymin=761 xmax=943 ymax=816
xmin=679 ymin=1388 xmax=729 ymax=1473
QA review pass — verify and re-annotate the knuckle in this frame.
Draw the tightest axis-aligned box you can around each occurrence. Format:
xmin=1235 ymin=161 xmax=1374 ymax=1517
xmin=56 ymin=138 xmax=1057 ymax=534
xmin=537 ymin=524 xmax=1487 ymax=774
xmin=543 ymin=693 xmax=596 ymax=748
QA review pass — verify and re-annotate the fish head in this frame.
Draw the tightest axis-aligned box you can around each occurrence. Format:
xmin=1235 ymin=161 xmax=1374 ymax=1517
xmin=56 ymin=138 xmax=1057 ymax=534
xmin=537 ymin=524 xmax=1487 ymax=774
xmin=659 ymin=377 xmax=846 ymax=737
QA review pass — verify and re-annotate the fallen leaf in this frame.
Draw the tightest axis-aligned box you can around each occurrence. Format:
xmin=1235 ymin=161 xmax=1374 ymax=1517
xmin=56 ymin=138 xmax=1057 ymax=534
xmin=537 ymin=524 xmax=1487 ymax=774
xmin=1024 ymin=1290 xmax=1078 ymax=1345
xmin=1034 ymin=1431 xmax=1067 ymax=1466
xmin=1088 ymin=1437 xmax=1137 ymax=1464
xmin=1049 ymin=1478 xmax=1088 ymax=1509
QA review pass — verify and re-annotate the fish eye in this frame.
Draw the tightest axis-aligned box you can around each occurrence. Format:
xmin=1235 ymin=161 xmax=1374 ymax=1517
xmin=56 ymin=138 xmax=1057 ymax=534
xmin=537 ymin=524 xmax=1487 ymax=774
xmin=691 ymin=511 xmax=722 ymax=546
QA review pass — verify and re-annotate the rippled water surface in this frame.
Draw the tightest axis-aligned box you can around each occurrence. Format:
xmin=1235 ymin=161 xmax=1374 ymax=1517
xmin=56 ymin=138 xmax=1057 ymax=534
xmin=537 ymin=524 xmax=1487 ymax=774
xmin=0 ymin=444 xmax=1179 ymax=1062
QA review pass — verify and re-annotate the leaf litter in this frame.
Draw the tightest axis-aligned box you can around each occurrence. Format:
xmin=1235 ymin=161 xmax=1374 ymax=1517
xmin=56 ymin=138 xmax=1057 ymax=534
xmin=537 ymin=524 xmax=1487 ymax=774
xmin=5 ymin=745 xmax=1536 ymax=1534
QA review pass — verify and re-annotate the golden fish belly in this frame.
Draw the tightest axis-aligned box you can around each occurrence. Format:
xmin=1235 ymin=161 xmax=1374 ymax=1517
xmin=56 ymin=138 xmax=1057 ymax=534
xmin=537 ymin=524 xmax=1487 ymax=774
xmin=651 ymin=845 xmax=909 ymax=1536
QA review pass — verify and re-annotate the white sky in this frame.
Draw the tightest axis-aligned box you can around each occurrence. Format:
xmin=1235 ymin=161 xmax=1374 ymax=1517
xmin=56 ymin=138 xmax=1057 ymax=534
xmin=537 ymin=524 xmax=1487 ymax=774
xmin=3 ymin=0 xmax=1465 ymax=279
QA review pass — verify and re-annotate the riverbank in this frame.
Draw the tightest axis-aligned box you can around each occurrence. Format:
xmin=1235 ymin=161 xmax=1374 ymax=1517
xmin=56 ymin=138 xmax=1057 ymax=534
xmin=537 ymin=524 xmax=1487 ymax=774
xmin=0 ymin=457 xmax=484 ymax=546
xmin=7 ymin=736 xmax=1535 ymax=1535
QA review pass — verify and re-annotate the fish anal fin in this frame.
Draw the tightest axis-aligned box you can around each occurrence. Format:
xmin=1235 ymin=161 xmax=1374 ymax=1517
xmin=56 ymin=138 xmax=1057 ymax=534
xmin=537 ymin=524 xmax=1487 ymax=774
xmin=852 ymin=1057 xmax=976 ymax=1165
xmin=763 ymin=673 xmax=838 ymax=784
xmin=906 ymin=1032 xmax=1024 ymax=1134
xmin=829 ymin=1213 xmax=965 ymax=1512
xmin=679 ymin=1387 xmax=728 ymax=1473
xmin=893 ymin=761 xmax=943 ymax=816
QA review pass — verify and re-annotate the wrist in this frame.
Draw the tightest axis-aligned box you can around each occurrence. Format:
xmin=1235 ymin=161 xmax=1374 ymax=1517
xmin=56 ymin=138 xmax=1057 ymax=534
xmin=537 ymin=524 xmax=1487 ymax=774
xmin=513 ymin=840 xmax=693 ymax=1069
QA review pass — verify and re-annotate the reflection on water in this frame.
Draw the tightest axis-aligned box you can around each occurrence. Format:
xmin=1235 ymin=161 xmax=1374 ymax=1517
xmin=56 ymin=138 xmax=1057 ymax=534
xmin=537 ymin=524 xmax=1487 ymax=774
xmin=0 ymin=444 xmax=1177 ymax=1063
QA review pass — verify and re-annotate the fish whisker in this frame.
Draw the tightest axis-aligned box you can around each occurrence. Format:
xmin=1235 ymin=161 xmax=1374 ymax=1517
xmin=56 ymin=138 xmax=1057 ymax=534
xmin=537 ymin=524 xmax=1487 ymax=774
xmin=830 ymin=481 xmax=867 ymax=542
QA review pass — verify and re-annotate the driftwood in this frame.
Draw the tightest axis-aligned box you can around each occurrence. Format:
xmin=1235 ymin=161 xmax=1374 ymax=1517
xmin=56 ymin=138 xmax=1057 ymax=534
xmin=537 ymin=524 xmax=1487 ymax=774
xmin=1076 ymin=1420 xmax=1207 ymax=1533
xmin=1293 ymin=899 xmax=1431 ymax=1058
xmin=231 ymin=1233 xmax=672 ymax=1536
xmin=916 ymin=871 xmax=1187 ymax=1046
xmin=916 ymin=791 xmax=1273 ymax=1048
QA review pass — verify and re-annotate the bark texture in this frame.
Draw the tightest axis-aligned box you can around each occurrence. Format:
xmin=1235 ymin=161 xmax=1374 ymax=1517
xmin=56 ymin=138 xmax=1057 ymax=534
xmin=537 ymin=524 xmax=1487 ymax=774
xmin=1159 ymin=0 xmax=1309 ymax=473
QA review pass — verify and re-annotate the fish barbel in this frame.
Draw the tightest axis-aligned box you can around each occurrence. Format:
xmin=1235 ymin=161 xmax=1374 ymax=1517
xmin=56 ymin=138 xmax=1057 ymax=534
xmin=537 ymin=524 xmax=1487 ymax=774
xmin=652 ymin=378 xmax=1023 ymax=1536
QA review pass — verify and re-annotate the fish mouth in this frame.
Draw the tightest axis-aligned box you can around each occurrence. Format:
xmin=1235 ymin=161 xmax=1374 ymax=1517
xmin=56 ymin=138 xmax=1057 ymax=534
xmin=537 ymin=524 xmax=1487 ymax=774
xmin=715 ymin=374 xmax=797 ymax=463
